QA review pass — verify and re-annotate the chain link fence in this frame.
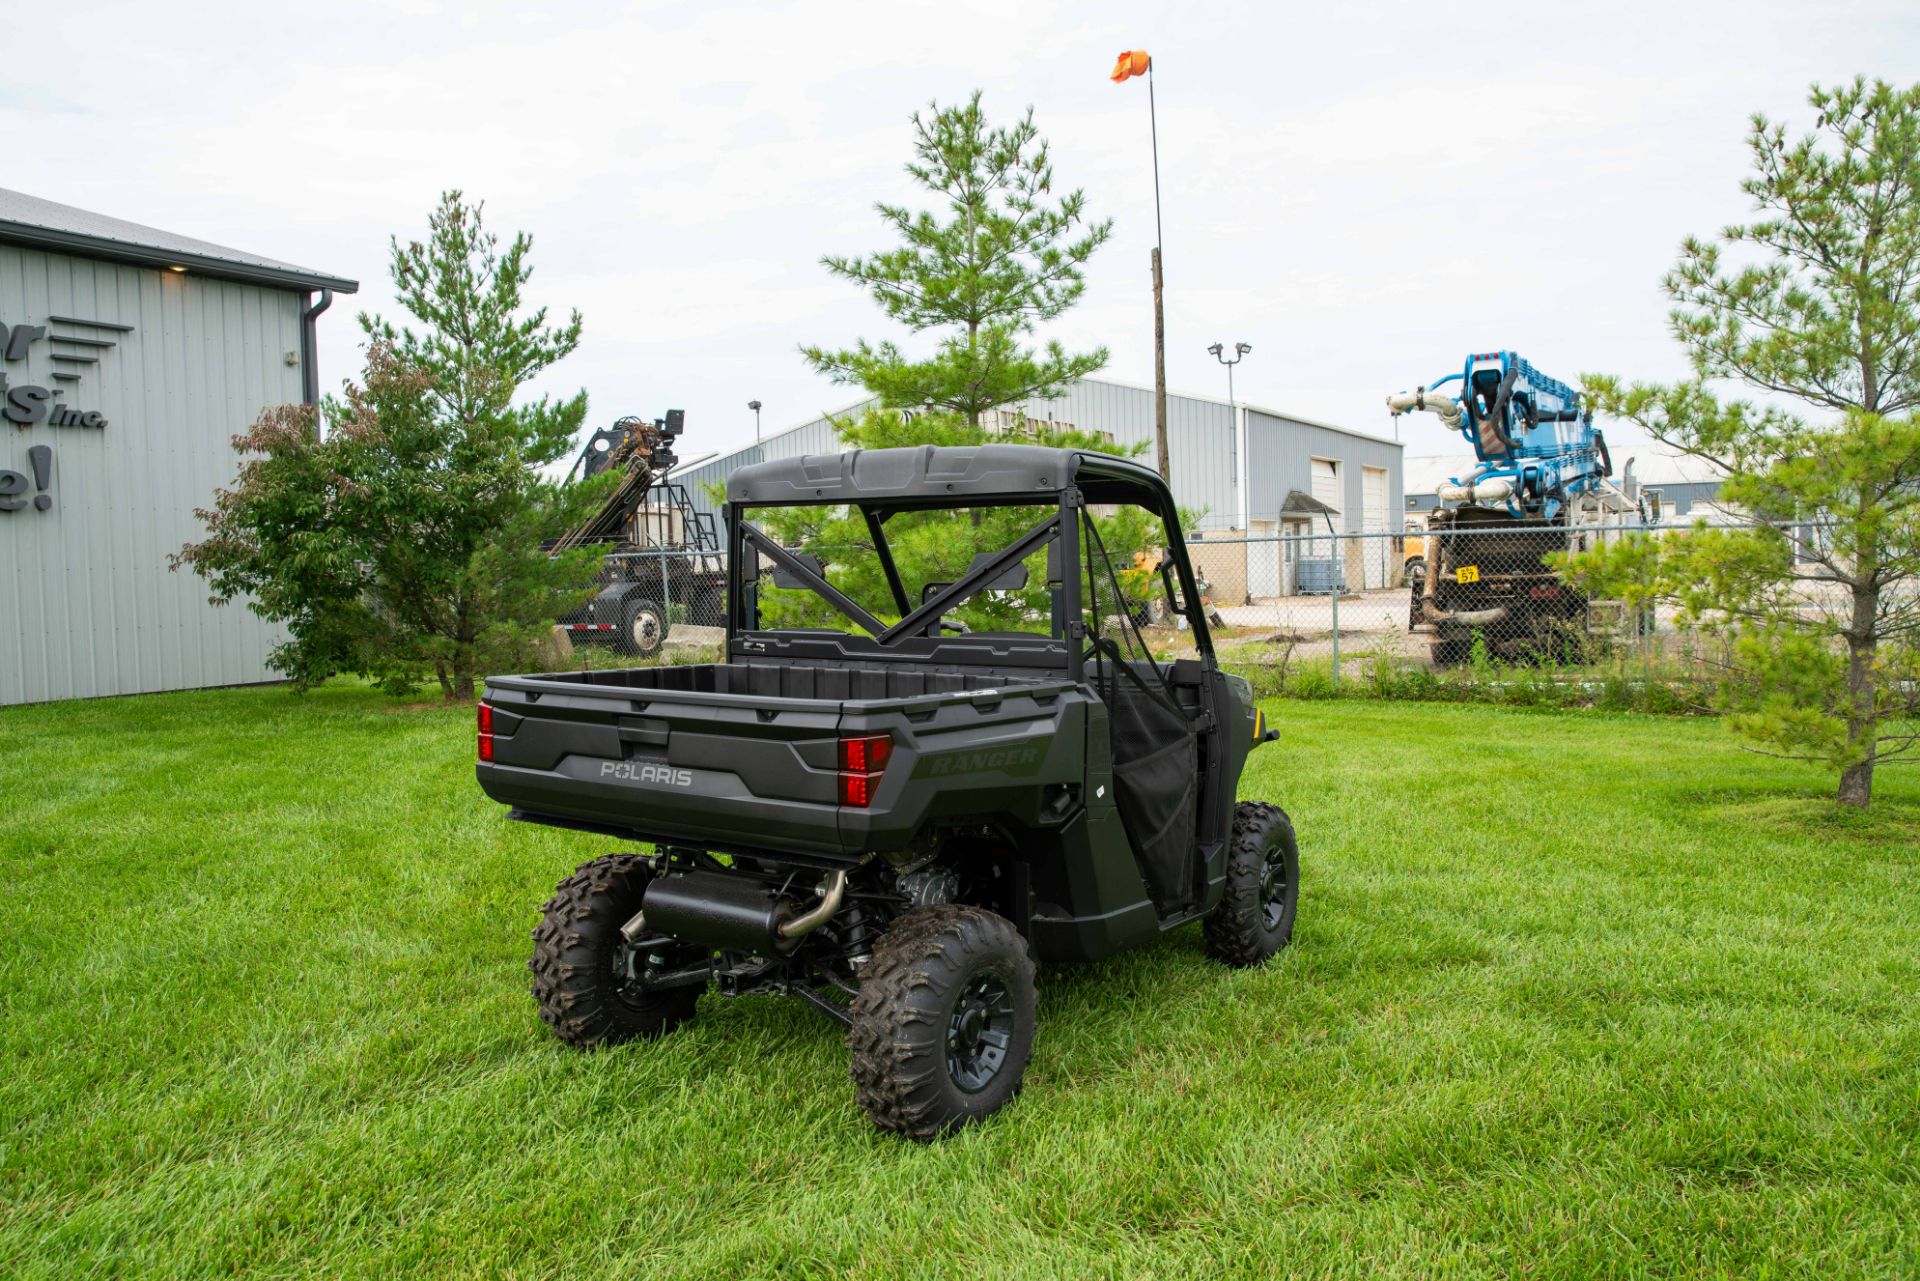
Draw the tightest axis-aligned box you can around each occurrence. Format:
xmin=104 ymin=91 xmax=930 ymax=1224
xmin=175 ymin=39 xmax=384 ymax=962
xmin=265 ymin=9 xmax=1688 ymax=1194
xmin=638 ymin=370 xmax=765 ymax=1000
xmin=1179 ymin=522 xmax=1850 ymax=701
xmin=564 ymin=520 xmax=1870 ymax=708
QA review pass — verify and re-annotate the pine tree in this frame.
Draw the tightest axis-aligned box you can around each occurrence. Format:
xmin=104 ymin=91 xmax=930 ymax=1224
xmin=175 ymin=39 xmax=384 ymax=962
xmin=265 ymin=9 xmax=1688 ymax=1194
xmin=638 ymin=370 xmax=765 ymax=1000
xmin=1563 ymin=79 xmax=1920 ymax=807
xmin=802 ymin=91 xmax=1112 ymax=425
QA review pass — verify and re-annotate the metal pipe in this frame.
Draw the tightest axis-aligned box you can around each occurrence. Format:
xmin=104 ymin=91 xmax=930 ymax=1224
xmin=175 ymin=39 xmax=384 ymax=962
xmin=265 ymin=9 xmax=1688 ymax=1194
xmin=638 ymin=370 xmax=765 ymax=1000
xmin=775 ymin=870 xmax=848 ymax=945
xmin=300 ymin=289 xmax=333 ymax=407
xmin=1425 ymin=604 xmax=1510 ymax=626
xmin=1422 ymin=532 xmax=1443 ymax=617
xmin=1385 ymin=387 xmax=1464 ymax=430
xmin=619 ymin=907 xmax=651 ymax=944
xmin=1436 ymin=477 xmax=1514 ymax=504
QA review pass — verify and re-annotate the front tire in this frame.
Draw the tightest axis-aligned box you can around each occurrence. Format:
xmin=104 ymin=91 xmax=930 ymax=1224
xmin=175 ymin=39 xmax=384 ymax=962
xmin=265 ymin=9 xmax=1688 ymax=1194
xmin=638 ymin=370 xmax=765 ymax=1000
xmin=529 ymin=854 xmax=699 ymax=1047
xmin=1202 ymin=802 xmax=1299 ymax=967
xmin=847 ymin=905 xmax=1036 ymax=1141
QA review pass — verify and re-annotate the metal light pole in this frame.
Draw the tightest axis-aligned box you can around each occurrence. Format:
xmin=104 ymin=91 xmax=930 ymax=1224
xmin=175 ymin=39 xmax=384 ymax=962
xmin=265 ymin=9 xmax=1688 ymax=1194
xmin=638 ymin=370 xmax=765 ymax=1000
xmin=748 ymin=399 xmax=762 ymax=442
xmin=1208 ymin=341 xmax=1250 ymax=414
xmin=1210 ymin=341 xmax=1251 ymax=512
xmin=1211 ymin=342 xmax=1252 ymax=604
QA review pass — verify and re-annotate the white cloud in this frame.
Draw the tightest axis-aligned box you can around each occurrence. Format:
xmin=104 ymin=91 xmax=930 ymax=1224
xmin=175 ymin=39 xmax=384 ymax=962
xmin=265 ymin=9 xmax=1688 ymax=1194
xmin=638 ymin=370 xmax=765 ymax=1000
xmin=7 ymin=0 xmax=1916 ymax=461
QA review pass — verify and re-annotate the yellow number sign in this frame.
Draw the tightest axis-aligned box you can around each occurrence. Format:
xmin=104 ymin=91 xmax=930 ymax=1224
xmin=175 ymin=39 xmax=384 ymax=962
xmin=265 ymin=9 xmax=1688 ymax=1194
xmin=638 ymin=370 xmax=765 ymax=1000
xmin=1456 ymin=565 xmax=1480 ymax=584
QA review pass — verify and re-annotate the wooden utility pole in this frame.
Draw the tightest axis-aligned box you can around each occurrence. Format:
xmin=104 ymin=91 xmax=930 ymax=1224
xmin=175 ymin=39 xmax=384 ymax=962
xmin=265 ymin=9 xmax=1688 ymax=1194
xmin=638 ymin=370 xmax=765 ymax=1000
xmin=1152 ymin=247 xmax=1168 ymax=479
xmin=1147 ymin=61 xmax=1169 ymax=482
xmin=1113 ymin=48 xmax=1170 ymax=481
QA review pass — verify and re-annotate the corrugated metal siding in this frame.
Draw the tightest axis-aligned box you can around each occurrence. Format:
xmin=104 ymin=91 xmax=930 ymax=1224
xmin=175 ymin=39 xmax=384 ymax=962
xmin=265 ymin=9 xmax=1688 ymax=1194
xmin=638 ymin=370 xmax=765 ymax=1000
xmin=675 ymin=402 xmax=871 ymax=522
xmin=1651 ymin=480 xmax=1722 ymax=517
xmin=2 ymin=245 xmax=304 ymax=705
xmin=672 ymin=380 xmax=1402 ymax=541
xmin=1246 ymin=409 xmax=1404 ymax=532
xmin=679 ymin=381 xmax=1242 ymax=529
xmin=1012 ymin=381 xmax=1238 ymax=528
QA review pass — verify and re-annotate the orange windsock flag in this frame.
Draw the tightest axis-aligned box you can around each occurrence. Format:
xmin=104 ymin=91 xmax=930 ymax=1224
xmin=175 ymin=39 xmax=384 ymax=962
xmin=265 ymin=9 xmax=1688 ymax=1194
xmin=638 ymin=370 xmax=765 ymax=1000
xmin=1110 ymin=50 xmax=1150 ymax=83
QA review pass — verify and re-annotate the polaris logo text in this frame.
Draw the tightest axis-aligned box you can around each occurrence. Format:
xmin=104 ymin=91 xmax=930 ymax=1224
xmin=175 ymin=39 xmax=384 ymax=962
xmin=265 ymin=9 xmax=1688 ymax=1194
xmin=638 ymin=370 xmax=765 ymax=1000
xmin=600 ymin=762 xmax=693 ymax=787
xmin=919 ymin=744 xmax=1044 ymax=777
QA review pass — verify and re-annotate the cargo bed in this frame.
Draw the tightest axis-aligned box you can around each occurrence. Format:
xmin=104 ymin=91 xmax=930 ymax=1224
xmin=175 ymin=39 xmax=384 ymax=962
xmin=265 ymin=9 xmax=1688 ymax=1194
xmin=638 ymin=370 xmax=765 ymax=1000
xmin=478 ymin=662 xmax=1094 ymax=861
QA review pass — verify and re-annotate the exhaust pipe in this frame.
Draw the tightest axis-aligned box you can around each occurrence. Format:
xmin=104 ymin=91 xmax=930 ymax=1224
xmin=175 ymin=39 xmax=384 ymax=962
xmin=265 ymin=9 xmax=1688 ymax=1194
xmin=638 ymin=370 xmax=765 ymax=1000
xmin=633 ymin=867 xmax=848 ymax=955
xmin=775 ymin=870 xmax=848 ymax=945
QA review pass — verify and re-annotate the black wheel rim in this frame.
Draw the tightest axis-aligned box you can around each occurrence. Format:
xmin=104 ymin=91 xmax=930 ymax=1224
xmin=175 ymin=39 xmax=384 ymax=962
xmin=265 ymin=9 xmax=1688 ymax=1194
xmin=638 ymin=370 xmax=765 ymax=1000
xmin=1260 ymin=840 xmax=1291 ymax=931
xmin=946 ymin=970 xmax=1015 ymax=1092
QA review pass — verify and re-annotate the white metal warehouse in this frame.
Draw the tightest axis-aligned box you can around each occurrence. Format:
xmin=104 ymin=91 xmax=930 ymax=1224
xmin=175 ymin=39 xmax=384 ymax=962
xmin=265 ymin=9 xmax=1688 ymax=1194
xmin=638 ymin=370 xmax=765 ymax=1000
xmin=0 ymin=189 xmax=358 ymax=706
xmin=672 ymin=377 xmax=1405 ymax=604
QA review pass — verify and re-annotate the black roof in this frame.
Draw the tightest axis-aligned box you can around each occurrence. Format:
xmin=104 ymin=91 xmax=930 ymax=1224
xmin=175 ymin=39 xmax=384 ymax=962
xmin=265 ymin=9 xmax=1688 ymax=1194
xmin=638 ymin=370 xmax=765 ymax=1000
xmin=0 ymin=187 xmax=358 ymax=294
xmin=727 ymin=444 xmax=1172 ymax=509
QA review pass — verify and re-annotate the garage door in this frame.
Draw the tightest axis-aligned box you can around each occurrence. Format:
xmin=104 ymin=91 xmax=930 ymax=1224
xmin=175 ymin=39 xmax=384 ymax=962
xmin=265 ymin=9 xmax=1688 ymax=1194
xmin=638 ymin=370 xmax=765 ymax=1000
xmin=1308 ymin=458 xmax=1341 ymax=570
xmin=1362 ymin=465 xmax=1389 ymax=588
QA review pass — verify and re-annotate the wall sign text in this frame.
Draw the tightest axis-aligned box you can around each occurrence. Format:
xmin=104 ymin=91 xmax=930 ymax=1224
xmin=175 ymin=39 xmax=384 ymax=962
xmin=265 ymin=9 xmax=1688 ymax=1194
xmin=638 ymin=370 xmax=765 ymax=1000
xmin=0 ymin=444 xmax=53 ymax=512
xmin=0 ymin=318 xmax=119 ymax=430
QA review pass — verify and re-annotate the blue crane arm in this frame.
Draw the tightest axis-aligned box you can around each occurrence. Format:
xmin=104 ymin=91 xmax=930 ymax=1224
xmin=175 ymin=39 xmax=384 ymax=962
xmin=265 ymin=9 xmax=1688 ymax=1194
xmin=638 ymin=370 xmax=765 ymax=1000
xmin=1388 ymin=351 xmax=1615 ymax=523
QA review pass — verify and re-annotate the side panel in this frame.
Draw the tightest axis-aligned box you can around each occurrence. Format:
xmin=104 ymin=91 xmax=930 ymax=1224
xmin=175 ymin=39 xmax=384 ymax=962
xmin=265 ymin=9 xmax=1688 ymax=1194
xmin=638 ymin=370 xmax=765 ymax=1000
xmin=836 ymin=687 xmax=1088 ymax=852
xmin=1024 ymin=695 xmax=1160 ymax=961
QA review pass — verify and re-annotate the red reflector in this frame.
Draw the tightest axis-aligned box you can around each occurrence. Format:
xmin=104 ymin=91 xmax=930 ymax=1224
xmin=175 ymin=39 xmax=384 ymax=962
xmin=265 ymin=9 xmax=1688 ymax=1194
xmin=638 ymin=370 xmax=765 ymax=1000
xmin=840 ymin=771 xmax=875 ymax=807
xmin=478 ymin=702 xmax=494 ymax=761
xmin=839 ymin=733 xmax=892 ymax=772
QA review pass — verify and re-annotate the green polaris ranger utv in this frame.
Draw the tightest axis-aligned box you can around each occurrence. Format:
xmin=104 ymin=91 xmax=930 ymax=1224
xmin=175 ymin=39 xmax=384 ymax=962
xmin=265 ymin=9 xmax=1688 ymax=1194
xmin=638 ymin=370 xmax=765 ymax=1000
xmin=476 ymin=444 xmax=1297 ymax=1139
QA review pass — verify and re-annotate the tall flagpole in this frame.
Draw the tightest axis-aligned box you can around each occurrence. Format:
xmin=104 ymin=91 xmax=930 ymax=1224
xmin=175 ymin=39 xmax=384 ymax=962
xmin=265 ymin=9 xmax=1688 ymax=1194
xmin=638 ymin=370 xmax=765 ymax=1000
xmin=1147 ymin=60 xmax=1169 ymax=482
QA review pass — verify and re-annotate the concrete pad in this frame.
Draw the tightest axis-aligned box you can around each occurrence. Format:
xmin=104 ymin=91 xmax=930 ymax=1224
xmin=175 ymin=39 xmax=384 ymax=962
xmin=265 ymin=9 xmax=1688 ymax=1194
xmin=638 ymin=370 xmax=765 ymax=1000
xmin=665 ymin=624 xmax=726 ymax=649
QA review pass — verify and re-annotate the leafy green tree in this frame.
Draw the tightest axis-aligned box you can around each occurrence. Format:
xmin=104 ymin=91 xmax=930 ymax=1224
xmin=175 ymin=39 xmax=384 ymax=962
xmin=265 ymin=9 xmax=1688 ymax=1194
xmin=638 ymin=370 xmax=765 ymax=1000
xmin=1562 ymin=79 xmax=1920 ymax=807
xmin=178 ymin=192 xmax=605 ymax=700
xmin=802 ymin=91 xmax=1113 ymax=426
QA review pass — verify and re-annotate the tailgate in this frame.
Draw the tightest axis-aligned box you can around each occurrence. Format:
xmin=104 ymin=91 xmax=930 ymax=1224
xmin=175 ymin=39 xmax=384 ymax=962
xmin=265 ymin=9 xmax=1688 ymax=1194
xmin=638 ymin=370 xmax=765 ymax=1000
xmin=478 ymin=674 xmax=848 ymax=858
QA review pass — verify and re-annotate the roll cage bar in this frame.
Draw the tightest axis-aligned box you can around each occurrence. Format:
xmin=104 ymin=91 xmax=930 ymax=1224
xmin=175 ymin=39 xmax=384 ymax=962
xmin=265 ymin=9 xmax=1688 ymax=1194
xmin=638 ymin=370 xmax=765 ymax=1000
xmin=724 ymin=466 xmax=1214 ymax=685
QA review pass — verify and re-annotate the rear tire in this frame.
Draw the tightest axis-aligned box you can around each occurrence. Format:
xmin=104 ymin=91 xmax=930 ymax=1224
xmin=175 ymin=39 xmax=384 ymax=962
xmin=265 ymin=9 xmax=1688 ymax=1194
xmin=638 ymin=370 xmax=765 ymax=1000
xmin=1202 ymin=802 xmax=1299 ymax=968
xmin=617 ymin=597 xmax=666 ymax=660
xmin=529 ymin=854 xmax=699 ymax=1047
xmin=847 ymin=905 xmax=1036 ymax=1141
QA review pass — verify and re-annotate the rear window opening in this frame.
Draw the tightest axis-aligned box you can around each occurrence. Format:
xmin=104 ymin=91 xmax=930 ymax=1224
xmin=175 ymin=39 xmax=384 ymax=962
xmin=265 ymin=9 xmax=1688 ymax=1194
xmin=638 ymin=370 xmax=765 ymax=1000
xmin=740 ymin=500 xmax=1175 ymax=646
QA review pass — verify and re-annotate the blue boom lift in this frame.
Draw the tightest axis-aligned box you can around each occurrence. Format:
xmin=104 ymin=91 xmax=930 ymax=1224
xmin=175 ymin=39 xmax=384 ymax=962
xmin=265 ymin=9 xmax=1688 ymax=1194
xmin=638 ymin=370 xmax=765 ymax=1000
xmin=1388 ymin=351 xmax=1642 ymax=664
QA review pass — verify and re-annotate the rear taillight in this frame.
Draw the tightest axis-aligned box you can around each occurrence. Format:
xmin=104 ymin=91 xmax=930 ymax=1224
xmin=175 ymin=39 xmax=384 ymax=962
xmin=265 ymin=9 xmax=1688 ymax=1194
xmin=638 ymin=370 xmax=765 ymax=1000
xmin=478 ymin=702 xmax=495 ymax=762
xmin=838 ymin=733 xmax=892 ymax=807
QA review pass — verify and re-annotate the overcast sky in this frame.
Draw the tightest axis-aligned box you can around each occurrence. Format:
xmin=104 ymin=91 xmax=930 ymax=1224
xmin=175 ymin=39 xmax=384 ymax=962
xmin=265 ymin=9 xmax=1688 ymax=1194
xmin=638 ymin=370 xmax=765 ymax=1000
xmin=9 ymin=0 xmax=1916 ymax=465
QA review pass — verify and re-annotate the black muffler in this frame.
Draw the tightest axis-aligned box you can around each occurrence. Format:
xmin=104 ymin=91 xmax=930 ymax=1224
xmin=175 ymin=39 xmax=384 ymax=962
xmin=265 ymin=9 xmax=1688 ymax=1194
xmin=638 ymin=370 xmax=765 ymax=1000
xmin=638 ymin=868 xmax=846 ymax=955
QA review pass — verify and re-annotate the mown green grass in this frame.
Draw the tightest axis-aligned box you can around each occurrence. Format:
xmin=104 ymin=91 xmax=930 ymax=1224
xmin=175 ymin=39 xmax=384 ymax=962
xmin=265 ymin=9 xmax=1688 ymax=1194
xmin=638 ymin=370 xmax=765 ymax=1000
xmin=2 ymin=684 xmax=1916 ymax=1279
